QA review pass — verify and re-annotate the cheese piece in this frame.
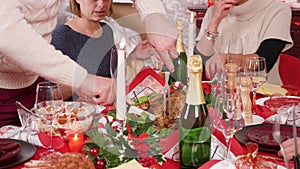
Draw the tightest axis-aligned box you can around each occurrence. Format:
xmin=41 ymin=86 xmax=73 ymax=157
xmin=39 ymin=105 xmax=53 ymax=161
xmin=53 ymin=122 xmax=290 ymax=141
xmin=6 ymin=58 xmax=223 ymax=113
xmin=257 ymin=83 xmax=288 ymax=96
xmin=111 ymin=159 xmax=144 ymax=169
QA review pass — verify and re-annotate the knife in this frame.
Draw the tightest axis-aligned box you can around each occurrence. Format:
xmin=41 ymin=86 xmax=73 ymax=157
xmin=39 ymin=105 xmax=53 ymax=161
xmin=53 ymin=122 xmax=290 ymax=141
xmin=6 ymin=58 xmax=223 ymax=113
xmin=292 ymin=105 xmax=300 ymax=169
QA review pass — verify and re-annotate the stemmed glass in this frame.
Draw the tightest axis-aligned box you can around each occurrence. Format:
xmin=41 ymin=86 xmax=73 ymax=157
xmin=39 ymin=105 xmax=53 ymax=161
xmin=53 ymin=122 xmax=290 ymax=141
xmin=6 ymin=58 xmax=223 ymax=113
xmin=244 ymin=57 xmax=267 ymax=113
xmin=212 ymin=91 xmax=244 ymax=168
xmin=224 ymin=38 xmax=243 ymax=72
xmin=273 ymin=112 xmax=290 ymax=169
xmin=34 ymin=81 xmax=63 ymax=156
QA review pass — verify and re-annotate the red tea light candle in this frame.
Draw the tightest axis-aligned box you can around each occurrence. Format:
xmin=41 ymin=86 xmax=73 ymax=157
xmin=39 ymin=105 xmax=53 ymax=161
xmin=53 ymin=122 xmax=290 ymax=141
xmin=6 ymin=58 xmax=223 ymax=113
xmin=68 ymin=133 xmax=84 ymax=152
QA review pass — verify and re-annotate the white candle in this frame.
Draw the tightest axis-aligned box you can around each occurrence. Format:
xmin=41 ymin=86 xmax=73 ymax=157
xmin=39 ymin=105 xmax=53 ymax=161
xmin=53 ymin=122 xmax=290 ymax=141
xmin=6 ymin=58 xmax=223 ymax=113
xmin=188 ymin=12 xmax=195 ymax=57
xmin=116 ymin=38 xmax=126 ymax=121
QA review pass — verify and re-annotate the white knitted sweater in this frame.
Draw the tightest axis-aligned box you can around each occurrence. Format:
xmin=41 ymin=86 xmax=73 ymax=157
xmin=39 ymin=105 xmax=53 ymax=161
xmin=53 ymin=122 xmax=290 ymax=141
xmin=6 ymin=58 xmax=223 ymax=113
xmin=0 ymin=0 xmax=87 ymax=89
xmin=197 ymin=0 xmax=293 ymax=84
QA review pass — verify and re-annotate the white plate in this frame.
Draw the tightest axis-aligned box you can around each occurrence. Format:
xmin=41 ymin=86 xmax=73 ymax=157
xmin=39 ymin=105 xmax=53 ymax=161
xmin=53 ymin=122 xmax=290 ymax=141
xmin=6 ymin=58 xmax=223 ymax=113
xmin=245 ymin=115 xmax=265 ymax=126
xmin=210 ymin=161 xmax=286 ymax=169
xmin=255 ymin=96 xmax=300 ymax=106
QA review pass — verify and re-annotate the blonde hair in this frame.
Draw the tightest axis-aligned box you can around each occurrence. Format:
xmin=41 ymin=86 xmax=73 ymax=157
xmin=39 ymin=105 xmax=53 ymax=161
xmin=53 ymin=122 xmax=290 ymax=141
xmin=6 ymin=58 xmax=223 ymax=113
xmin=69 ymin=0 xmax=113 ymax=17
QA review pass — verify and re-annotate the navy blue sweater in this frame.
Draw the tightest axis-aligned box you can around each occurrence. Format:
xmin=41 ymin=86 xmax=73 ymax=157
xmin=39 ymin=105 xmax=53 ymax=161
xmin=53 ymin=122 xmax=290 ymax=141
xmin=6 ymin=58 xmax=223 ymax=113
xmin=51 ymin=22 xmax=114 ymax=78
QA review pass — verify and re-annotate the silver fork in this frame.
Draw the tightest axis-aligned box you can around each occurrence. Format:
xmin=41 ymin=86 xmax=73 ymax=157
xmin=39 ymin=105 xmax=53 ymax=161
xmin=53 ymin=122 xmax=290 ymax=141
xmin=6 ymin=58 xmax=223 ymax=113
xmin=273 ymin=114 xmax=290 ymax=169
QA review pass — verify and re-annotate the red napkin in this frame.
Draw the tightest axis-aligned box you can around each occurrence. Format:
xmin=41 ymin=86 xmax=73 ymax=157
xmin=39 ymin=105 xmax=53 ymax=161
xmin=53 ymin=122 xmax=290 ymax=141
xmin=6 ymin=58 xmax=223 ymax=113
xmin=253 ymin=105 xmax=277 ymax=119
xmin=38 ymin=133 xmax=65 ymax=150
xmin=161 ymin=129 xmax=179 ymax=154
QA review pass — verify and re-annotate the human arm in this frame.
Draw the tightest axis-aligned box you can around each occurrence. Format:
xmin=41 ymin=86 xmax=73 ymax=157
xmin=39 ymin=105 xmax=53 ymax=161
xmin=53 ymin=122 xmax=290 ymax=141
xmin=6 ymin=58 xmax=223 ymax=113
xmin=278 ymin=137 xmax=300 ymax=161
xmin=132 ymin=0 xmax=178 ymax=72
xmin=197 ymin=39 xmax=284 ymax=79
xmin=0 ymin=1 xmax=113 ymax=104
xmin=194 ymin=0 xmax=237 ymax=79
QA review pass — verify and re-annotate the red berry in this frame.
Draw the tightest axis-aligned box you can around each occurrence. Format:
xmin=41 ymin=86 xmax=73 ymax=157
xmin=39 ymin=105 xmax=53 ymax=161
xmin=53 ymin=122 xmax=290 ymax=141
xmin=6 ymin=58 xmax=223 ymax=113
xmin=95 ymin=159 xmax=106 ymax=169
xmin=90 ymin=147 xmax=99 ymax=157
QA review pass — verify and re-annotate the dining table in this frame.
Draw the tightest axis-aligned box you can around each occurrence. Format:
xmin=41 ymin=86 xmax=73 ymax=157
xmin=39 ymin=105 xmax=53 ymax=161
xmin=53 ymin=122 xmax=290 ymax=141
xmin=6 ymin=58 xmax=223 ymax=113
xmin=2 ymin=83 xmax=300 ymax=169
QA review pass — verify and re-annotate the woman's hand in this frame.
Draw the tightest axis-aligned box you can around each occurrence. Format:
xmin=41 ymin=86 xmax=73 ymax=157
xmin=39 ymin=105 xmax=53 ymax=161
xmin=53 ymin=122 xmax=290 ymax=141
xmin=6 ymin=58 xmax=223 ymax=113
xmin=213 ymin=0 xmax=237 ymax=21
xmin=208 ymin=0 xmax=237 ymax=30
xmin=205 ymin=55 xmax=225 ymax=80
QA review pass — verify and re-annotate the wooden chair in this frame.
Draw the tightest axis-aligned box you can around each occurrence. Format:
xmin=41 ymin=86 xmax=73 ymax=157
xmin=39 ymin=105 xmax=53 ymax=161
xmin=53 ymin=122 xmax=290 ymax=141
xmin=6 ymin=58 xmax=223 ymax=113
xmin=278 ymin=53 xmax=300 ymax=89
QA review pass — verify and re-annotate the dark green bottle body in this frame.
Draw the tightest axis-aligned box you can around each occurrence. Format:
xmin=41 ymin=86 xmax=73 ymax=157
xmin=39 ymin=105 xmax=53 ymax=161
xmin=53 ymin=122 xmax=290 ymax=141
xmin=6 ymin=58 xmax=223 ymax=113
xmin=179 ymin=54 xmax=211 ymax=169
xmin=172 ymin=52 xmax=187 ymax=85
xmin=179 ymin=104 xmax=211 ymax=169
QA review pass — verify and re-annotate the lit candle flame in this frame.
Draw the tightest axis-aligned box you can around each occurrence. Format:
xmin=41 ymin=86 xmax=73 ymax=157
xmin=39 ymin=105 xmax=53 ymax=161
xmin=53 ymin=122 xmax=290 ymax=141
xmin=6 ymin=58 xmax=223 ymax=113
xmin=74 ymin=133 xmax=78 ymax=140
xmin=120 ymin=38 xmax=125 ymax=50
xmin=190 ymin=12 xmax=194 ymax=23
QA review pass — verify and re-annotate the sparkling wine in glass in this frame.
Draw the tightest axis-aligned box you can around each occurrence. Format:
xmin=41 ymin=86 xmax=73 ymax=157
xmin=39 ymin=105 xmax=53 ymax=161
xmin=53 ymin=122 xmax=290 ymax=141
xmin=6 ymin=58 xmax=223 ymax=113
xmin=244 ymin=57 xmax=267 ymax=113
xmin=35 ymin=81 xmax=63 ymax=156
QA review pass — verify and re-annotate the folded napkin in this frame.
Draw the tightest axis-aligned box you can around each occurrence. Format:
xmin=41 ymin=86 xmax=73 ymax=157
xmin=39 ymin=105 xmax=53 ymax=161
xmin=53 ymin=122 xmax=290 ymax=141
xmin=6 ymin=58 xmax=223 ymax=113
xmin=257 ymin=83 xmax=287 ymax=96
xmin=0 ymin=125 xmax=64 ymax=150
xmin=253 ymin=105 xmax=277 ymax=119
xmin=0 ymin=125 xmax=43 ymax=147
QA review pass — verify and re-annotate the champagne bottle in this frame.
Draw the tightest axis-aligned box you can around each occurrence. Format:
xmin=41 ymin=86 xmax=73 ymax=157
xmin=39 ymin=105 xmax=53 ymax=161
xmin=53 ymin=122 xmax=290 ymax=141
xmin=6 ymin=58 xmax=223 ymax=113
xmin=179 ymin=55 xmax=211 ymax=169
xmin=165 ymin=20 xmax=188 ymax=86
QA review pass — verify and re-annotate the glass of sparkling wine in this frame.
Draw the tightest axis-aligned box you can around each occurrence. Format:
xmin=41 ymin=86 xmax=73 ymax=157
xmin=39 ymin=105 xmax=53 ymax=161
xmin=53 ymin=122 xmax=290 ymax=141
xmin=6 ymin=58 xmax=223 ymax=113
xmin=244 ymin=57 xmax=267 ymax=113
xmin=35 ymin=81 xmax=63 ymax=156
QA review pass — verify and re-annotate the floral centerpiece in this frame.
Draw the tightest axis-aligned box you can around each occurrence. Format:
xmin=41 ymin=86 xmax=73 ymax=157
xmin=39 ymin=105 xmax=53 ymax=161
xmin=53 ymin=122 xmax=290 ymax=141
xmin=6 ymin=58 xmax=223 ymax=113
xmin=83 ymin=111 xmax=173 ymax=169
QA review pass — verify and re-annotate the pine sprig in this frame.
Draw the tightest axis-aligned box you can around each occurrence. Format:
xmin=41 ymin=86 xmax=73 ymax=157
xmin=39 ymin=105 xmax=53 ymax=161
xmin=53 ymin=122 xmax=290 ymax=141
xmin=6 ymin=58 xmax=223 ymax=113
xmin=84 ymin=111 xmax=173 ymax=168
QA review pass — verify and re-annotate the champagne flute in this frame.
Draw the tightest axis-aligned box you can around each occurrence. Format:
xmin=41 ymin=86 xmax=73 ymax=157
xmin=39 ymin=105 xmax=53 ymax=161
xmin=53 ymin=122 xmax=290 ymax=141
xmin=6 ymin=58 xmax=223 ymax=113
xmin=212 ymin=91 xmax=243 ymax=168
xmin=35 ymin=81 xmax=63 ymax=156
xmin=244 ymin=57 xmax=267 ymax=113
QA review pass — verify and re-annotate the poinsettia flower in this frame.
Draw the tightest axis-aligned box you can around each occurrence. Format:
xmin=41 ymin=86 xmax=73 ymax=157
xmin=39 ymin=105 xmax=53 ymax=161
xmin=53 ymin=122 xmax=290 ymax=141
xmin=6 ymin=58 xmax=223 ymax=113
xmin=202 ymin=82 xmax=212 ymax=95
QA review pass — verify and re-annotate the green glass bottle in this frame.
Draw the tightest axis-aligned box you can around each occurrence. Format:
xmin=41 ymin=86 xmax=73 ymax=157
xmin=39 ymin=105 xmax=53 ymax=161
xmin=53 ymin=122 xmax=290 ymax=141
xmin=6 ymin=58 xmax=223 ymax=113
xmin=179 ymin=55 xmax=211 ymax=169
xmin=171 ymin=20 xmax=188 ymax=85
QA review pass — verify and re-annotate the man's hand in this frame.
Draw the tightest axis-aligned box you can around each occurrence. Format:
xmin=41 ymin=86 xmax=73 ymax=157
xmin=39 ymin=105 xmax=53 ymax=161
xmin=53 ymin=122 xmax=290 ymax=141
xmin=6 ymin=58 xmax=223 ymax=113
xmin=144 ymin=13 xmax=179 ymax=72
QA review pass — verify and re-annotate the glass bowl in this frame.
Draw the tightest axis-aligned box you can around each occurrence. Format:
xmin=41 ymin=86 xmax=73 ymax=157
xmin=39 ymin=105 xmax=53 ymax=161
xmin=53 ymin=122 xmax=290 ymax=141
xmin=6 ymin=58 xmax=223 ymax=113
xmin=36 ymin=101 xmax=96 ymax=138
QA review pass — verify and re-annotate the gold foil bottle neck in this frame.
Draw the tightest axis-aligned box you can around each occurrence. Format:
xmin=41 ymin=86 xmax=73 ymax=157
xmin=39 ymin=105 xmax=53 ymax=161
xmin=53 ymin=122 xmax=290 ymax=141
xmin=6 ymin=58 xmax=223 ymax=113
xmin=175 ymin=20 xmax=184 ymax=31
xmin=189 ymin=55 xmax=203 ymax=73
xmin=175 ymin=20 xmax=185 ymax=53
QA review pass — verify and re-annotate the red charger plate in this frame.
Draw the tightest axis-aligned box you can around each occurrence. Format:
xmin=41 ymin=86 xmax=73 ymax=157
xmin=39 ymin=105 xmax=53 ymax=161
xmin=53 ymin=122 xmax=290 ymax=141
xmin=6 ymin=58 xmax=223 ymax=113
xmin=245 ymin=125 xmax=300 ymax=149
xmin=0 ymin=139 xmax=22 ymax=162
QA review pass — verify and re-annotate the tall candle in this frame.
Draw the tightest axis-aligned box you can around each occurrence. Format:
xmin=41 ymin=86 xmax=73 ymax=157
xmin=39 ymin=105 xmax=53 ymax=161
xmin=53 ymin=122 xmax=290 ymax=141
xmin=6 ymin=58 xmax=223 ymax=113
xmin=187 ymin=12 xmax=195 ymax=80
xmin=68 ymin=133 xmax=84 ymax=152
xmin=187 ymin=12 xmax=195 ymax=57
xmin=116 ymin=38 xmax=126 ymax=121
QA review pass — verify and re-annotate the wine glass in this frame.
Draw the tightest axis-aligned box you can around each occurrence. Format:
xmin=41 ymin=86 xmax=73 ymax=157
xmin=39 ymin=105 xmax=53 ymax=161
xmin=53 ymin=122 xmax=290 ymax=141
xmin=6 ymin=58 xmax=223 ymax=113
xmin=34 ymin=81 xmax=63 ymax=156
xmin=212 ymin=91 xmax=243 ymax=168
xmin=244 ymin=57 xmax=267 ymax=113
xmin=273 ymin=112 xmax=290 ymax=169
xmin=224 ymin=38 xmax=243 ymax=72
